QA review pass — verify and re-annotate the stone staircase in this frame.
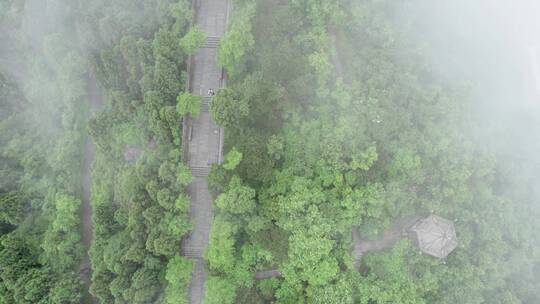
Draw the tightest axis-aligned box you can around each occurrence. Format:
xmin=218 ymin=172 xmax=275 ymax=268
xmin=190 ymin=166 xmax=211 ymax=177
xmin=183 ymin=246 xmax=204 ymax=259
xmin=188 ymin=259 xmax=207 ymax=304
xmin=201 ymin=96 xmax=211 ymax=112
xmin=183 ymin=0 xmax=230 ymax=302
xmin=202 ymin=36 xmax=220 ymax=48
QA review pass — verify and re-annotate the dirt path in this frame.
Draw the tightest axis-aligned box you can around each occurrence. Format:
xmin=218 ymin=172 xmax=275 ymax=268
xmin=352 ymin=216 xmax=421 ymax=257
xmin=252 ymin=217 xmax=421 ymax=279
xmin=254 ymin=269 xmax=281 ymax=280
xmin=328 ymin=26 xmax=345 ymax=79
xmin=79 ymin=72 xmax=102 ymax=304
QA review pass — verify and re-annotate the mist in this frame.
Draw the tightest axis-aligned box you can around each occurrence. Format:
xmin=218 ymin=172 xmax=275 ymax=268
xmin=0 ymin=0 xmax=98 ymax=302
xmin=399 ymin=1 xmax=540 ymax=301
xmin=2 ymin=0 xmax=540 ymax=303
xmin=402 ymin=0 xmax=540 ymax=163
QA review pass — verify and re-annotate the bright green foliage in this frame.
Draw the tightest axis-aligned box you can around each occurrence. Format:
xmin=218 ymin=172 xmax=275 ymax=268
xmin=13 ymin=268 xmax=52 ymax=303
xmin=165 ymin=256 xmax=193 ymax=304
xmin=308 ymin=51 xmax=331 ymax=84
xmin=2 ymin=0 xmax=540 ymax=303
xmin=42 ymin=192 xmax=82 ymax=272
xmin=145 ymin=90 xmax=183 ymax=145
xmin=177 ymin=92 xmax=202 ymax=117
xmin=350 ymin=146 xmax=378 ymax=171
xmin=209 ymin=88 xmax=249 ymax=128
xmin=50 ymin=193 xmax=80 ymax=232
xmin=0 ymin=192 xmax=24 ymax=225
xmin=306 ymin=274 xmax=354 ymax=304
xmin=204 ymin=276 xmax=237 ymax=304
xmin=180 ymin=25 xmax=207 ymax=54
xmin=356 ymin=241 xmax=438 ymax=304
xmin=215 ymin=176 xmax=255 ymax=215
xmin=205 ymin=0 xmax=540 ymax=302
xmin=170 ymin=0 xmax=194 ymax=34
xmin=0 ymin=233 xmax=45 ymax=303
xmin=267 ymin=135 xmax=284 ymax=161
xmin=284 ymin=230 xmax=339 ymax=286
xmin=0 ymin=232 xmax=83 ymax=304
xmin=84 ymin=1 xmax=195 ymax=302
xmin=153 ymin=27 xmax=185 ymax=102
xmin=206 ymin=217 xmax=237 ymax=273
xmin=218 ymin=2 xmax=256 ymax=76
xmin=0 ymin=0 xmax=91 ymax=301
xmin=289 ymin=0 xmax=342 ymax=27
xmin=222 ymin=147 xmax=243 ymax=170
xmin=48 ymin=273 xmax=84 ymax=304
xmin=177 ymin=162 xmax=194 ymax=187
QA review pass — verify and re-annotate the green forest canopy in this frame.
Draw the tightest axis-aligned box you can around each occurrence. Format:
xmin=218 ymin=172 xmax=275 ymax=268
xmin=205 ymin=0 xmax=540 ymax=303
xmin=0 ymin=0 xmax=539 ymax=303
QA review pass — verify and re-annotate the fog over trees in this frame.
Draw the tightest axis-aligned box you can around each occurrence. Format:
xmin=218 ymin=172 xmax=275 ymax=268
xmin=1 ymin=0 xmax=539 ymax=303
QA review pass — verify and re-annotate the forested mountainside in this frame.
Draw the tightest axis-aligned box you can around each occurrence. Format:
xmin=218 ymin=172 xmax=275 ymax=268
xmin=84 ymin=0 xmax=196 ymax=303
xmin=1 ymin=0 xmax=89 ymax=302
xmin=204 ymin=0 xmax=540 ymax=303
xmin=1 ymin=0 xmax=539 ymax=304
xmin=0 ymin=0 xmax=197 ymax=303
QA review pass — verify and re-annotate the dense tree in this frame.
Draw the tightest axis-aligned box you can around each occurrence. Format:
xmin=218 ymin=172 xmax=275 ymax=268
xmin=3 ymin=0 xmax=540 ymax=303
xmin=48 ymin=273 xmax=84 ymax=304
xmin=165 ymin=256 xmax=193 ymax=304
xmin=84 ymin=0 xmax=196 ymax=302
xmin=42 ymin=192 xmax=82 ymax=273
xmin=355 ymin=241 xmax=438 ymax=304
xmin=180 ymin=26 xmax=207 ymax=55
xmin=204 ymin=276 xmax=237 ymax=304
xmin=0 ymin=192 xmax=25 ymax=225
xmin=222 ymin=147 xmax=243 ymax=171
xmin=209 ymin=88 xmax=249 ymax=128
xmin=206 ymin=217 xmax=237 ymax=274
xmin=204 ymin=0 xmax=540 ymax=302
xmin=0 ymin=0 xmax=92 ymax=301
xmin=218 ymin=1 xmax=256 ymax=77
xmin=177 ymin=92 xmax=202 ymax=117
xmin=215 ymin=176 xmax=256 ymax=215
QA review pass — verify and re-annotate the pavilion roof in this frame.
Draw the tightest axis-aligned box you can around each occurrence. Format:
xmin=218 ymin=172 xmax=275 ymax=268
xmin=409 ymin=215 xmax=458 ymax=258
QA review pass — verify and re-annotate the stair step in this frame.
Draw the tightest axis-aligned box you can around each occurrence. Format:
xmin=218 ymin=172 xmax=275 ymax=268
xmin=201 ymin=97 xmax=211 ymax=112
xmin=202 ymin=36 xmax=220 ymax=48
xmin=183 ymin=247 xmax=204 ymax=258
xmin=353 ymin=253 xmax=362 ymax=269
xmin=202 ymin=42 xmax=219 ymax=48
xmin=190 ymin=166 xmax=211 ymax=177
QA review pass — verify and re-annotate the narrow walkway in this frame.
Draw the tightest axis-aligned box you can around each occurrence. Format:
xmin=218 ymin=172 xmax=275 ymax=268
xmin=254 ymin=269 xmax=281 ymax=280
xmin=181 ymin=1 xmax=229 ymax=304
xmin=328 ymin=26 xmax=344 ymax=79
xmin=252 ymin=216 xmax=420 ymax=280
xmin=79 ymin=72 xmax=102 ymax=304
xmin=352 ymin=216 xmax=421 ymax=268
